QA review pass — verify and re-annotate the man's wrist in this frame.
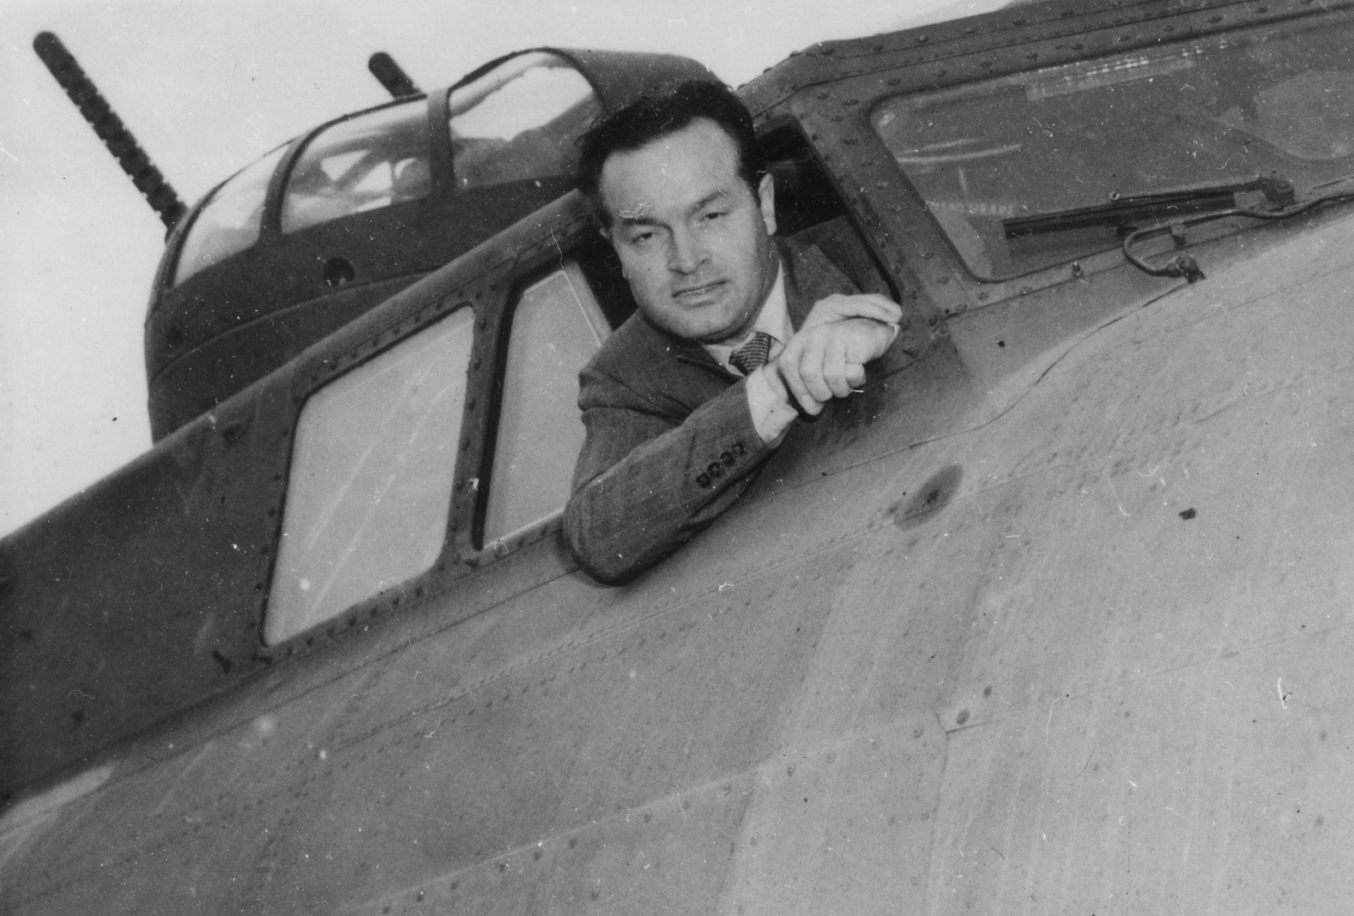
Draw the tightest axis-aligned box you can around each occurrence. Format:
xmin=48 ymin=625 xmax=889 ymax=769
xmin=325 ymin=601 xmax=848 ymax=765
xmin=746 ymin=364 xmax=800 ymax=446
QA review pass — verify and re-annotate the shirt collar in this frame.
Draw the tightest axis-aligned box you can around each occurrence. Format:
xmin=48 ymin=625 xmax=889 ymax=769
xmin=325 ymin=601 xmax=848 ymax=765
xmin=703 ymin=258 xmax=791 ymax=376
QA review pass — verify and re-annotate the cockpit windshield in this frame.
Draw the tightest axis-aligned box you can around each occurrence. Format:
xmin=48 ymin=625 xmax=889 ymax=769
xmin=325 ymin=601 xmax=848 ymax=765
xmin=281 ymin=99 xmax=430 ymax=235
xmin=173 ymin=143 xmax=287 ymax=286
xmin=871 ymin=16 xmax=1354 ymax=280
xmin=448 ymin=50 xmax=601 ymax=190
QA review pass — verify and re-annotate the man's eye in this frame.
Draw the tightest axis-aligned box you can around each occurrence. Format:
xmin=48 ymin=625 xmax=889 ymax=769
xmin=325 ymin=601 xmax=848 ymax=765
xmin=702 ymin=210 xmax=726 ymax=223
xmin=628 ymin=231 xmax=654 ymax=245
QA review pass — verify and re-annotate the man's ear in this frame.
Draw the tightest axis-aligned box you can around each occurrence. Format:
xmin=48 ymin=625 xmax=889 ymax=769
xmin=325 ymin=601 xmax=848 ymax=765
xmin=757 ymin=172 xmax=778 ymax=236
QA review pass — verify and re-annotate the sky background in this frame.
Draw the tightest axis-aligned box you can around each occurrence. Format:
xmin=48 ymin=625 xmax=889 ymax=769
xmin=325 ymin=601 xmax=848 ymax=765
xmin=0 ymin=0 xmax=1006 ymax=537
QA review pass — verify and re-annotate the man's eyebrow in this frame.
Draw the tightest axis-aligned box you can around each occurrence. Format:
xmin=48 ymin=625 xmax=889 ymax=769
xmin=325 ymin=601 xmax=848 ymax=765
xmin=687 ymin=190 xmax=729 ymax=216
xmin=612 ymin=189 xmax=732 ymax=228
xmin=615 ymin=209 xmax=660 ymax=227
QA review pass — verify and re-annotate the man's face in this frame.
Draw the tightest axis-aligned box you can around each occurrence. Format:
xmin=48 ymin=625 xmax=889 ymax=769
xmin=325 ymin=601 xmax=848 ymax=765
xmin=598 ymin=118 xmax=778 ymax=346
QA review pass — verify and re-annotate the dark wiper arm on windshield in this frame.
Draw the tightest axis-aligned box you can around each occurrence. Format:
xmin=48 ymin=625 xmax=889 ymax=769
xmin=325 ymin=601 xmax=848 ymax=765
xmin=1002 ymin=174 xmax=1296 ymax=239
xmin=1121 ymin=175 xmax=1354 ymax=283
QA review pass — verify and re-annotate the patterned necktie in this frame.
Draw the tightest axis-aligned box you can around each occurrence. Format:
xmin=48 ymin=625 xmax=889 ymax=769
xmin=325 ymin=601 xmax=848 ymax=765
xmin=729 ymin=331 xmax=774 ymax=376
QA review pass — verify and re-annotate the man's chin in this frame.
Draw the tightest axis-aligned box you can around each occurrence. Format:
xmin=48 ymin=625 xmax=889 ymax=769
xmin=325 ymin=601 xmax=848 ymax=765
xmin=664 ymin=309 xmax=734 ymax=342
xmin=688 ymin=316 xmax=749 ymax=347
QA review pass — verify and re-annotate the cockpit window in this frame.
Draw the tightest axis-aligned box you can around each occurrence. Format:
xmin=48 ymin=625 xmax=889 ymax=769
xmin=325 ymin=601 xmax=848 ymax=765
xmin=173 ymin=143 xmax=287 ymax=286
xmin=281 ymin=99 xmax=430 ymax=235
xmin=871 ymin=17 xmax=1354 ymax=280
xmin=482 ymin=262 xmax=610 ymax=546
xmin=448 ymin=51 xmax=601 ymax=190
xmin=264 ymin=307 xmax=473 ymax=645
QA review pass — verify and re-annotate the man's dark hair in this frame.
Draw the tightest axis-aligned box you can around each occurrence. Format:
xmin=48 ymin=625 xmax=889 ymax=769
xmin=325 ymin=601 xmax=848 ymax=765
xmin=577 ymin=80 xmax=767 ymax=228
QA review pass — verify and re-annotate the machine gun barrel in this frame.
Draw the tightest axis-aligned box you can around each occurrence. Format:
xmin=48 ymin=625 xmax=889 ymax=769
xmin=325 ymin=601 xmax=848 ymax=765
xmin=368 ymin=52 xmax=422 ymax=99
xmin=33 ymin=31 xmax=187 ymax=234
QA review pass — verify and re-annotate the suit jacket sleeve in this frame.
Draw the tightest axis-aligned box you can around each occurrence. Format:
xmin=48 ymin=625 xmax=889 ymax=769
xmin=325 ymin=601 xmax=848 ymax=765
xmin=563 ymin=358 xmax=774 ymax=585
xmin=563 ymin=237 xmax=860 ymax=584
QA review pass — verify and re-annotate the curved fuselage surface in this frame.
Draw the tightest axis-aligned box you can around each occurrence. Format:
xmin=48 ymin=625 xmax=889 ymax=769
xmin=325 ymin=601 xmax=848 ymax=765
xmin=4 ymin=0 xmax=1353 ymax=912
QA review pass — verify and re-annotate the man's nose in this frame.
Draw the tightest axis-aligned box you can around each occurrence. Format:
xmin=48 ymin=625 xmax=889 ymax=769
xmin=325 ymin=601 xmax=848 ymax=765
xmin=667 ymin=227 xmax=707 ymax=274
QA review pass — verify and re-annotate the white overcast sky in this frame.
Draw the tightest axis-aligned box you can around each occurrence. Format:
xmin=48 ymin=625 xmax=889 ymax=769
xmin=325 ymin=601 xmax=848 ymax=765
xmin=0 ymin=0 xmax=1005 ymax=536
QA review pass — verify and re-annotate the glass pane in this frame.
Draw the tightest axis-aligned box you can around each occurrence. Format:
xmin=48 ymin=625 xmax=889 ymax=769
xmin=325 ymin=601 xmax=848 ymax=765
xmin=265 ymin=308 xmax=474 ymax=644
xmin=871 ymin=17 xmax=1354 ymax=279
xmin=449 ymin=51 xmax=601 ymax=190
xmin=281 ymin=100 xmax=430 ymax=235
xmin=483 ymin=263 xmax=609 ymax=544
xmin=173 ymin=144 xmax=287 ymax=286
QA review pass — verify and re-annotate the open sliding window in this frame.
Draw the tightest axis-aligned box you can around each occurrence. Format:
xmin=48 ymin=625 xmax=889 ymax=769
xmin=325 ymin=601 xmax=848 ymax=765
xmin=481 ymin=262 xmax=611 ymax=547
xmin=265 ymin=308 xmax=474 ymax=645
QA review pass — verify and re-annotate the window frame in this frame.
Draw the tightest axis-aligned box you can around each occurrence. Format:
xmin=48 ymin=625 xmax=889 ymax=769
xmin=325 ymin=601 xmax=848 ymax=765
xmin=784 ymin=10 xmax=1354 ymax=322
xmin=252 ymin=108 xmax=918 ymax=653
xmin=278 ymin=97 xmax=435 ymax=237
xmin=261 ymin=303 xmax=477 ymax=646
xmin=254 ymin=195 xmax=603 ymax=654
xmin=476 ymin=260 xmax=613 ymax=553
xmin=864 ymin=16 xmax=1354 ymax=287
xmin=446 ymin=50 xmax=603 ymax=194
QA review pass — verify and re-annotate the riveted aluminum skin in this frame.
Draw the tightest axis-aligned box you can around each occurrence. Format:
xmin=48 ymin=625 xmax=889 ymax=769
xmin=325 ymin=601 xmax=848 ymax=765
xmin=5 ymin=1 xmax=1354 ymax=913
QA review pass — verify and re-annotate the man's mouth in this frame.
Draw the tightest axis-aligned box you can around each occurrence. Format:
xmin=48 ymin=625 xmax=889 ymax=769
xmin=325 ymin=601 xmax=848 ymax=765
xmin=673 ymin=281 xmax=725 ymax=300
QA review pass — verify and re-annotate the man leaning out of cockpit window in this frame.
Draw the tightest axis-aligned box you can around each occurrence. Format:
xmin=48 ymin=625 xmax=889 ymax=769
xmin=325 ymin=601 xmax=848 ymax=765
xmin=564 ymin=80 xmax=901 ymax=584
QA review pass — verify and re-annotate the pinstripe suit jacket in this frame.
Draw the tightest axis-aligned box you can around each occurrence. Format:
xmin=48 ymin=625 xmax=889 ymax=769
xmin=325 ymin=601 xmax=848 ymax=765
xmin=563 ymin=236 xmax=856 ymax=584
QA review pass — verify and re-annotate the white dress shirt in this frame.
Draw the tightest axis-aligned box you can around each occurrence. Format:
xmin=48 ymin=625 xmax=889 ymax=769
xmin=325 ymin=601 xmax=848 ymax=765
xmin=702 ymin=263 xmax=801 ymax=446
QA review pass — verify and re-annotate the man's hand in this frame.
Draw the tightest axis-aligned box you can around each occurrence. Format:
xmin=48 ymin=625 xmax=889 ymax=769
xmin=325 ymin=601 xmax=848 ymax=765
xmin=799 ymin=292 xmax=903 ymax=332
xmin=771 ymin=317 xmax=898 ymax=415
xmin=762 ymin=293 xmax=901 ymax=417
xmin=742 ymin=294 xmax=901 ymax=446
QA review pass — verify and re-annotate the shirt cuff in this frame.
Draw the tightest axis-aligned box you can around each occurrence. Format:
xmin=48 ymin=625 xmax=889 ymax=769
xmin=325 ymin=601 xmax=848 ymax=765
xmin=745 ymin=365 xmax=799 ymax=447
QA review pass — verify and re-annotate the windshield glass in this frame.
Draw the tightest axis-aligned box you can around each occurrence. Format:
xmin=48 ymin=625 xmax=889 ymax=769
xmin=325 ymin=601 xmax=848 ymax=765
xmin=265 ymin=306 xmax=473 ymax=644
xmin=448 ymin=51 xmax=601 ymax=190
xmin=281 ymin=99 xmax=429 ymax=235
xmin=173 ymin=143 xmax=287 ymax=286
xmin=871 ymin=16 xmax=1354 ymax=280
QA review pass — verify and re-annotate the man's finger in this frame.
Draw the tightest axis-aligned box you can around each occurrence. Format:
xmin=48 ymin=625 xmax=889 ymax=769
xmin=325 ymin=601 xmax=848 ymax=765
xmin=822 ymin=335 xmax=854 ymax=399
xmin=797 ymin=333 xmax=837 ymax=404
xmin=776 ymin=316 xmax=896 ymax=417
xmin=776 ymin=340 xmax=823 ymax=415
xmin=848 ymin=294 xmax=904 ymax=323
xmin=803 ymin=293 xmax=903 ymax=329
xmin=779 ymin=338 xmax=828 ymax=416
